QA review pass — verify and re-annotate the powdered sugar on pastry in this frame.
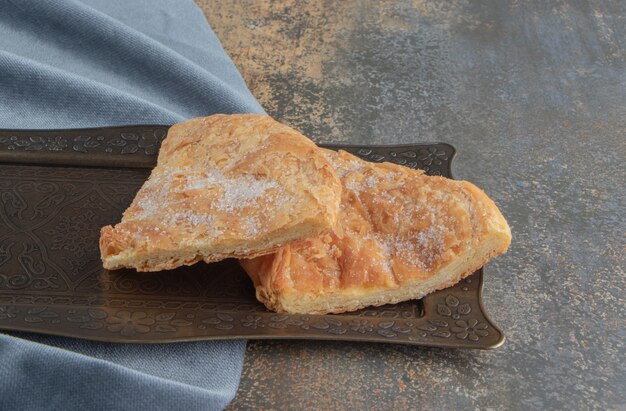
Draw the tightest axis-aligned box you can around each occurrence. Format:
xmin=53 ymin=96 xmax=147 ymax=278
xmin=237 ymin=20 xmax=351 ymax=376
xmin=99 ymin=114 xmax=342 ymax=272
xmin=241 ymin=149 xmax=511 ymax=314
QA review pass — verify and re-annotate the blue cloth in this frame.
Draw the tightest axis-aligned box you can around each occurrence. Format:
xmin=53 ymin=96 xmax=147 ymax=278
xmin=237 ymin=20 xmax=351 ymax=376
xmin=0 ymin=0 xmax=264 ymax=409
xmin=0 ymin=0 xmax=263 ymax=127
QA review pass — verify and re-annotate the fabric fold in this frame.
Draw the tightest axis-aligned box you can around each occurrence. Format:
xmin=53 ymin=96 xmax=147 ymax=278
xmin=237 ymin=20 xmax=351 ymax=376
xmin=0 ymin=0 xmax=264 ymax=128
xmin=1 ymin=334 xmax=245 ymax=411
xmin=0 ymin=0 xmax=262 ymax=409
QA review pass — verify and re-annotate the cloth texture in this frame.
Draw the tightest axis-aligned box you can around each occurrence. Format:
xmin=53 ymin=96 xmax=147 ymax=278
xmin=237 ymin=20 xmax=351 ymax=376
xmin=0 ymin=0 xmax=264 ymax=409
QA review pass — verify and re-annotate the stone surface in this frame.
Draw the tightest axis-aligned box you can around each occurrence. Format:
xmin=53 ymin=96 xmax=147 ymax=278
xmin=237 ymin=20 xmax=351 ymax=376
xmin=197 ymin=1 xmax=625 ymax=409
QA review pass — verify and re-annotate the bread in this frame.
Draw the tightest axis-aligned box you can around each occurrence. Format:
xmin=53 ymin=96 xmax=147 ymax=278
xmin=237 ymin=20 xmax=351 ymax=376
xmin=100 ymin=114 xmax=342 ymax=272
xmin=240 ymin=149 xmax=511 ymax=314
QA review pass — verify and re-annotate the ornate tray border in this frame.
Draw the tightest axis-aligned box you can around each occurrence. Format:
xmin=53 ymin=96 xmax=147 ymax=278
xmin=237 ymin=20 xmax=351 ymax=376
xmin=0 ymin=126 xmax=504 ymax=349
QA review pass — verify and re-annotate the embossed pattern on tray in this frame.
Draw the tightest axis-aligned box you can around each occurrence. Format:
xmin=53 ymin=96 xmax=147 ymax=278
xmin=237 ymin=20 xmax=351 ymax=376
xmin=0 ymin=126 xmax=504 ymax=349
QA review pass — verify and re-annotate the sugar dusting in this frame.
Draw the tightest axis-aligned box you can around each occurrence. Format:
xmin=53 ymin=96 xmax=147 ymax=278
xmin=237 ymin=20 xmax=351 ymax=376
xmin=215 ymin=179 xmax=279 ymax=212
xmin=172 ymin=210 xmax=215 ymax=227
xmin=133 ymin=167 xmax=190 ymax=219
xmin=378 ymin=201 xmax=449 ymax=271
xmin=182 ymin=168 xmax=283 ymax=213
xmin=184 ymin=169 xmax=224 ymax=190
xmin=324 ymin=152 xmax=364 ymax=178
xmin=393 ymin=227 xmax=445 ymax=269
xmin=131 ymin=166 xmax=285 ymax=236
xmin=343 ymin=169 xmax=401 ymax=197
xmin=339 ymin=160 xmax=449 ymax=273
xmin=243 ymin=216 xmax=262 ymax=236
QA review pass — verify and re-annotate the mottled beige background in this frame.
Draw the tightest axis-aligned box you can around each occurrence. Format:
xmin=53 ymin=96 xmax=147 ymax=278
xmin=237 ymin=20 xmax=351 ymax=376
xmin=195 ymin=1 xmax=625 ymax=410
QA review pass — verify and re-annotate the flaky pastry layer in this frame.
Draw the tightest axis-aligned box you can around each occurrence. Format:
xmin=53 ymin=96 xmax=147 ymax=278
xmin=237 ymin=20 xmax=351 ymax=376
xmin=240 ymin=149 xmax=511 ymax=314
xmin=100 ymin=114 xmax=341 ymax=272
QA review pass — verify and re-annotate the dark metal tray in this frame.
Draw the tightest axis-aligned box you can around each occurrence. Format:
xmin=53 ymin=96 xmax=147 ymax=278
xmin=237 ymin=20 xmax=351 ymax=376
xmin=0 ymin=126 xmax=504 ymax=349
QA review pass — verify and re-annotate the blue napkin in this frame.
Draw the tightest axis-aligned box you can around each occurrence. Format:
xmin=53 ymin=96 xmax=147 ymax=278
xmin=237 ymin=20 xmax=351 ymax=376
xmin=0 ymin=0 xmax=264 ymax=409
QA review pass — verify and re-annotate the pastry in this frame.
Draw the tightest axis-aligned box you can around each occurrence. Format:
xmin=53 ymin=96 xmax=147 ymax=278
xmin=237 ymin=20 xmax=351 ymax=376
xmin=240 ymin=149 xmax=511 ymax=314
xmin=100 ymin=114 xmax=342 ymax=272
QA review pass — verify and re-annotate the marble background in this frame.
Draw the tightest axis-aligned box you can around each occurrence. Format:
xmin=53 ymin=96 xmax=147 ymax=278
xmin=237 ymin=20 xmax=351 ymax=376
xmin=197 ymin=1 xmax=625 ymax=409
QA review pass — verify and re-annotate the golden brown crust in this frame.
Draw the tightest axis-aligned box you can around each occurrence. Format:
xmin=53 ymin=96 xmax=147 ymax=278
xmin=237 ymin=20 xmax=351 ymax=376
xmin=240 ymin=149 xmax=511 ymax=314
xmin=100 ymin=114 xmax=342 ymax=272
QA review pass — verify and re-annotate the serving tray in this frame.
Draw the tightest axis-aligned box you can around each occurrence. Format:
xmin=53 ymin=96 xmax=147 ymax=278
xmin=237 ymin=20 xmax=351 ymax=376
xmin=0 ymin=126 xmax=504 ymax=349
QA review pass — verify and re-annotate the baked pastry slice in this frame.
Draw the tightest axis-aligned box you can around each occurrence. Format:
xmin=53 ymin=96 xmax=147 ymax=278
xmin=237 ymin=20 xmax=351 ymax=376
xmin=240 ymin=149 xmax=511 ymax=314
xmin=100 ymin=114 xmax=341 ymax=272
